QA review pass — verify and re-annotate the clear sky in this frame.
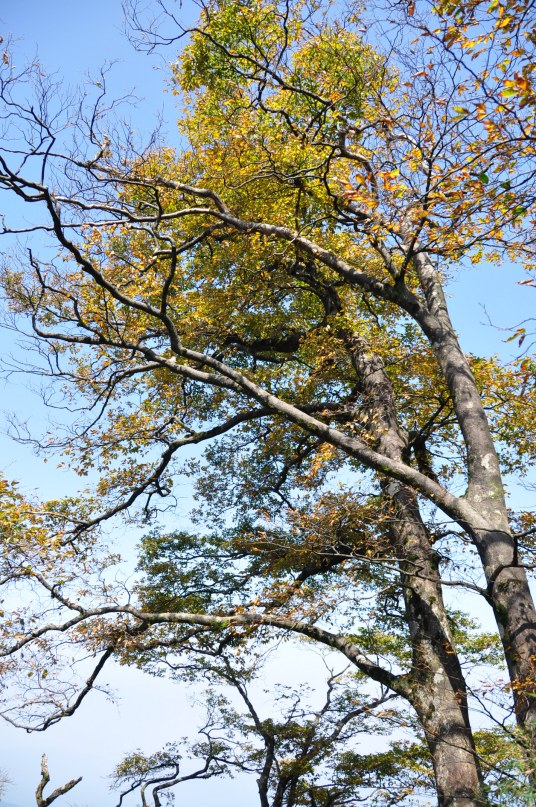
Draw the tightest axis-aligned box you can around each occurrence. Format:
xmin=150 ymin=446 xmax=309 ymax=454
xmin=0 ymin=2 xmax=534 ymax=805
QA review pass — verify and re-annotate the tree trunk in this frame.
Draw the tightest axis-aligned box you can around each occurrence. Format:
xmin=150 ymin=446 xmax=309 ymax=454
xmin=391 ymin=486 xmax=484 ymax=807
xmin=412 ymin=251 xmax=536 ymax=731
xmin=346 ymin=334 xmax=486 ymax=806
xmin=474 ymin=522 xmax=536 ymax=728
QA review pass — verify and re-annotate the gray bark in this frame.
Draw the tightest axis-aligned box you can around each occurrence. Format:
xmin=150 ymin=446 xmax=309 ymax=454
xmin=412 ymin=251 xmax=536 ymax=730
xmin=347 ymin=334 xmax=486 ymax=806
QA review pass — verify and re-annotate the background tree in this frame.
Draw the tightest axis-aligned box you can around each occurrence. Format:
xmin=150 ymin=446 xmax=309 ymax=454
xmin=35 ymin=755 xmax=81 ymax=807
xmin=111 ymin=658 xmax=431 ymax=807
xmin=0 ymin=770 xmax=9 ymax=802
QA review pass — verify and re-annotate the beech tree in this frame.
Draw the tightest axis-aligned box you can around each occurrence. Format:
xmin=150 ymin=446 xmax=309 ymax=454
xmin=0 ymin=1 xmax=535 ymax=806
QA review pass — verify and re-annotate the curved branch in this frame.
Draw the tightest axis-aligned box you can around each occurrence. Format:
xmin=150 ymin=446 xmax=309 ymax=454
xmin=36 ymin=755 xmax=82 ymax=807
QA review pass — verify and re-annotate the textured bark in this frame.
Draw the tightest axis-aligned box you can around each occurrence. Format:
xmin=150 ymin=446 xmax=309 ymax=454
xmin=474 ymin=528 xmax=536 ymax=728
xmin=412 ymin=251 xmax=536 ymax=730
xmin=347 ymin=334 xmax=486 ymax=806
xmin=35 ymin=755 xmax=82 ymax=807
xmin=392 ymin=488 xmax=485 ymax=807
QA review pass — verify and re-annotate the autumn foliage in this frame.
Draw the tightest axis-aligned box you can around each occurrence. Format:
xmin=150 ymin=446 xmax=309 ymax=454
xmin=0 ymin=1 xmax=536 ymax=805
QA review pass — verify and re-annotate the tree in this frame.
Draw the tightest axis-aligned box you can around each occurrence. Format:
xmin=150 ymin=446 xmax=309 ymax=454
xmin=35 ymin=756 xmax=81 ymax=807
xmin=0 ymin=1 xmax=535 ymax=805
xmin=115 ymin=549 xmax=533 ymax=807
xmin=407 ymin=0 xmax=536 ymax=282
xmin=111 ymin=658 xmax=432 ymax=807
xmin=0 ymin=769 xmax=9 ymax=802
xmin=430 ymin=0 xmax=536 ymax=117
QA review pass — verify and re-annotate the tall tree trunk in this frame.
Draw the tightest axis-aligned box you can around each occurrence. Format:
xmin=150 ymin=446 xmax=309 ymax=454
xmin=412 ymin=251 xmax=536 ymax=730
xmin=390 ymin=486 xmax=484 ymax=807
xmin=347 ymin=333 xmax=486 ymax=806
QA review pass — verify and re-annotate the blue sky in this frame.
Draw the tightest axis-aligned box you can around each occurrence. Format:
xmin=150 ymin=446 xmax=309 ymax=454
xmin=4 ymin=1 xmax=173 ymax=99
xmin=0 ymin=1 xmax=534 ymax=805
